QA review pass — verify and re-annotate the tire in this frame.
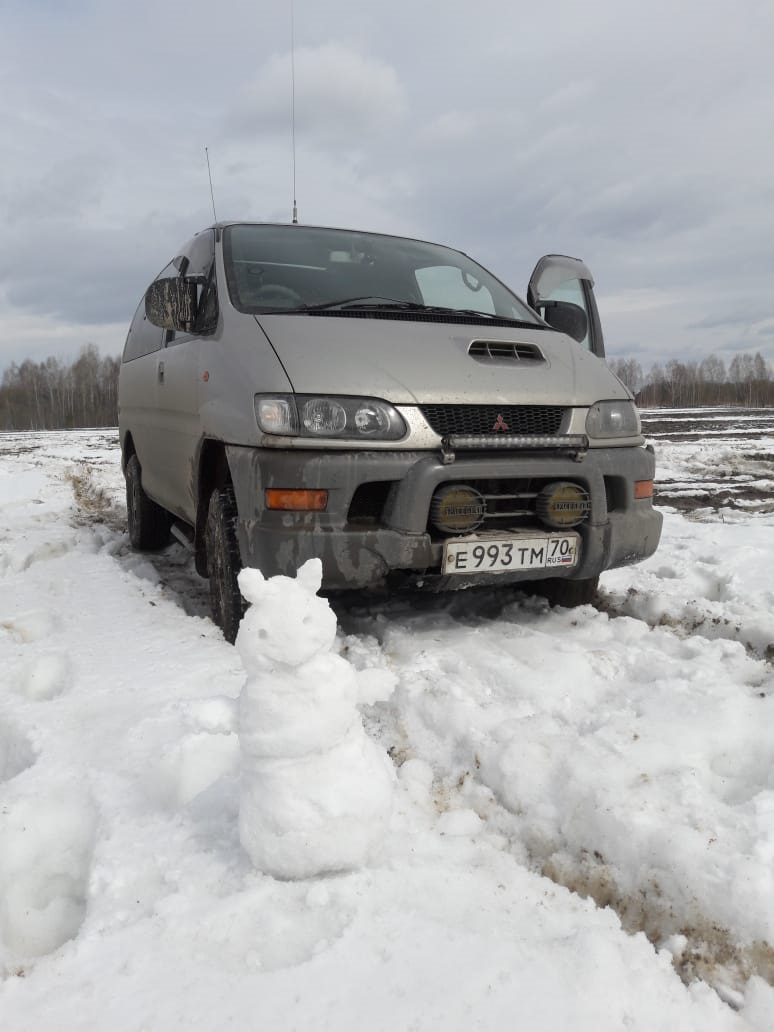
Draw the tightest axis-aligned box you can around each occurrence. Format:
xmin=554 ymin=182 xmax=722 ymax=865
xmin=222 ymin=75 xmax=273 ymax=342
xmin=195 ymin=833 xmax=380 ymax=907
xmin=125 ymin=454 xmax=171 ymax=550
xmin=536 ymin=575 xmax=599 ymax=608
xmin=205 ymin=484 xmax=245 ymax=644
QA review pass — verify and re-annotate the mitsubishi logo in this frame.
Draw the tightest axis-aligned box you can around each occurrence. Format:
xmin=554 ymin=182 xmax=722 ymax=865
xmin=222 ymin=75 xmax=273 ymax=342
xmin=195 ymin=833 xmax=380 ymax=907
xmin=492 ymin=413 xmax=509 ymax=431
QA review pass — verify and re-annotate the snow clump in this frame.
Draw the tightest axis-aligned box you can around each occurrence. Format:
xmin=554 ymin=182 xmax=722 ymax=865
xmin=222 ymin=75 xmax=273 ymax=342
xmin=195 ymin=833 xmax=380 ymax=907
xmin=235 ymin=559 xmax=395 ymax=879
xmin=0 ymin=790 xmax=97 ymax=958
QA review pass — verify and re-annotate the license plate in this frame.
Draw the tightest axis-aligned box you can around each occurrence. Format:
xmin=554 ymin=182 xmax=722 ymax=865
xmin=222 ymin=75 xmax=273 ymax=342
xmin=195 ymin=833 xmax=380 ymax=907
xmin=442 ymin=531 xmax=579 ymax=575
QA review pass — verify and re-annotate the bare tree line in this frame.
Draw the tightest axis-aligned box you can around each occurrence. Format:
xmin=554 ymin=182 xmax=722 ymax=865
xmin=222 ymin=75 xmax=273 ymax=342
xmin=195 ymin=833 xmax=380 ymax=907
xmin=0 ymin=344 xmax=120 ymax=430
xmin=1 ymin=346 xmax=773 ymax=432
xmin=608 ymin=352 xmax=774 ymax=408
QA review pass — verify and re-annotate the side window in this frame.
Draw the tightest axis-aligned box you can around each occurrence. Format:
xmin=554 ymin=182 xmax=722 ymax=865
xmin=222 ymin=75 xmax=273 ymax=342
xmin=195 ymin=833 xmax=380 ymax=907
xmin=537 ymin=277 xmax=591 ymax=351
xmin=183 ymin=230 xmax=215 ymax=279
xmin=527 ymin=255 xmax=604 ymax=357
xmin=165 ymin=231 xmax=216 ymax=345
xmin=157 ymin=260 xmax=178 ymax=280
xmin=122 ymin=298 xmax=163 ymax=363
xmin=415 ymin=266 xmax=496 ymax=314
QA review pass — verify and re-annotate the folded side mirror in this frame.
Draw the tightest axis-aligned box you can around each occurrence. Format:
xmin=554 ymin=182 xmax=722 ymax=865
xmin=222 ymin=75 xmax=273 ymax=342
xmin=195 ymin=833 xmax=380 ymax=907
xmin=537 ymin=299 xmax=588 ymax=344
xmin=145 ymin=277 xmax=198 ymax=332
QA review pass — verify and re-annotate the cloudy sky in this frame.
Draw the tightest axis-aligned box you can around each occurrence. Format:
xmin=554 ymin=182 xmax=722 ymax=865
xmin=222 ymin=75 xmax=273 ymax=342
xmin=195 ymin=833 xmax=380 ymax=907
xmin=1 ymin=0 xmax=772 ymax=375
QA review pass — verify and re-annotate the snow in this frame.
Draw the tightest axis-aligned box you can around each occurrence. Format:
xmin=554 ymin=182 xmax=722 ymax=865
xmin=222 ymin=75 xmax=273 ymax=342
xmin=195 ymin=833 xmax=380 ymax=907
xmin=1 ymin=426 xmax=773 ymax=1030
xmin=236 ymin=562 xmax=395 ymax=878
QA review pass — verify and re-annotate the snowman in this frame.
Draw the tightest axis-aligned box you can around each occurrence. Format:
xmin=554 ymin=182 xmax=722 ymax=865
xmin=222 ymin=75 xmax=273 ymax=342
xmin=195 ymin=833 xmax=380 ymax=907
xmin=236 ymin=559 xmax=395 ymax=879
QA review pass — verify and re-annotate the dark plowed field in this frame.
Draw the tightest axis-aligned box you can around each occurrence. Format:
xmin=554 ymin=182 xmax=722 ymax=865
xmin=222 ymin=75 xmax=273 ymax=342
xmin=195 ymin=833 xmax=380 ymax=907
xmin=641 ymin=407 xmax=774 ymax=516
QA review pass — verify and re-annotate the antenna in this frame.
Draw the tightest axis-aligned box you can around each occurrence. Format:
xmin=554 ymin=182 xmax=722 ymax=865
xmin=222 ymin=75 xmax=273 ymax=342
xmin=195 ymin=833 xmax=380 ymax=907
xmin=205 ymin=146 xmax=218 ymax=223
xmin=290 ymin=0 xmax=298 ymax=223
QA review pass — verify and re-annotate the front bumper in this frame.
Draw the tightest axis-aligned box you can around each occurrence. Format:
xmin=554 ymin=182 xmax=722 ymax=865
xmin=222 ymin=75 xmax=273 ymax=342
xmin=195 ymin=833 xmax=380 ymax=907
xmin=226 ymin=444 xmax=662 ymax=590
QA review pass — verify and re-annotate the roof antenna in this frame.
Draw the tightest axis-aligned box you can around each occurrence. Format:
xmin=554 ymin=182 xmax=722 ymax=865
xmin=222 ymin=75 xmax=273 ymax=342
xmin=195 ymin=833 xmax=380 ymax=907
xmin=205 ymin=146 xmax=218 ymax=223
xmin=290 ymin=0 xmax=298 ymax=223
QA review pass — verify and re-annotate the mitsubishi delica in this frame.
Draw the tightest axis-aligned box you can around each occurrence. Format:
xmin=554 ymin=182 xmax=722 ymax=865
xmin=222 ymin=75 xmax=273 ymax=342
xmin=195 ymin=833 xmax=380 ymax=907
xmin=118 ymin=222 xmax=662 ymax=642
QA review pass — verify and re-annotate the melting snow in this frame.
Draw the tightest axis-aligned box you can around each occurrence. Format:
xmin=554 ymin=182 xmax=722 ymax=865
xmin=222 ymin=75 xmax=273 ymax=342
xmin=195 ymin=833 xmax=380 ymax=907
xmin=0 ymin=426 xmax=773 ymax=1030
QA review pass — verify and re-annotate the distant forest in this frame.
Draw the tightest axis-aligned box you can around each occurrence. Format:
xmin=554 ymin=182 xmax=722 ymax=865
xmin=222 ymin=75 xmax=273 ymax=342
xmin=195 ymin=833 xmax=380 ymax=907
xmin=609 ymin=351 xmax=774 ymax=408
xmin=1 ymin=345 xmax=773 ymax=432
xmin=1 ymin=345 xmax=120 ymax=431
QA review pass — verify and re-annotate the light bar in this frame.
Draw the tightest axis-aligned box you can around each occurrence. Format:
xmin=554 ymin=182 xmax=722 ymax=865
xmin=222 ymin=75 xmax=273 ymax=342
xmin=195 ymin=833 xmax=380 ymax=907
xmin=445 ymin=434 xmax=589 ymax=451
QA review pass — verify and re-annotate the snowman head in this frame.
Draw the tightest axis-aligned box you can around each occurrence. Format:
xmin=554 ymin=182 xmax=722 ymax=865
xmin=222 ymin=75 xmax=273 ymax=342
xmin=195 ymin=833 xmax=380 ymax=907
xmin=236 ymin=558 xmax=337 ymax=666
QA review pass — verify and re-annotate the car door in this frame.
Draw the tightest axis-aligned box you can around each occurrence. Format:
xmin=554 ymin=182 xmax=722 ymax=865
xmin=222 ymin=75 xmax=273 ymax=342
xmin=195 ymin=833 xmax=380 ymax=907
xmin=119 ymin=297 xmax=164 ymax=478
xmin=527 ymin=255 xmax=605 ymax=358
xmin=148 ymin=230 xmax=216 ymax=523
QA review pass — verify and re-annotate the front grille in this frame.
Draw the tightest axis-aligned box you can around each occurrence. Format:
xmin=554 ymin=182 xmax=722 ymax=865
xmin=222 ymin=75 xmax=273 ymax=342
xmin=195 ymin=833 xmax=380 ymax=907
xmin=420 ymin=405 xmax=565 ymax=437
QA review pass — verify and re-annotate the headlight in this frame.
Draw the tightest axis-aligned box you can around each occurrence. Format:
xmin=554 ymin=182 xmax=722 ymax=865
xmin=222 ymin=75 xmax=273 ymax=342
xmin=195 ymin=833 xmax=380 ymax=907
xmin=585 ymin=400 xmax=640 ymax=439
xmin=255 ymin=394 xmax=407 ymax=441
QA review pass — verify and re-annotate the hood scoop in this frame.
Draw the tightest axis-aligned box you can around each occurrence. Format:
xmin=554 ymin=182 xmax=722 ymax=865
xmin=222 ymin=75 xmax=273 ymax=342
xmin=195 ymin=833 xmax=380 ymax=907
xmin=468 ymin=340 xmax=545 ymax=362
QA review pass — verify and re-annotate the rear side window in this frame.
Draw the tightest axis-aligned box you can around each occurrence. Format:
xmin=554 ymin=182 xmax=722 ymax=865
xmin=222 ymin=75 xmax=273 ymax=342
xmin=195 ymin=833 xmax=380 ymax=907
xmin=122 ymin=299 xmax=163 ymax=362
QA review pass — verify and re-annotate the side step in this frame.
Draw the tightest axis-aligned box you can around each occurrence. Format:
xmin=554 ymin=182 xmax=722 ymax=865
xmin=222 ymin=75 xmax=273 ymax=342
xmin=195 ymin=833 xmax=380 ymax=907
xmin=170 ymin=520 xmax=195 ymax=551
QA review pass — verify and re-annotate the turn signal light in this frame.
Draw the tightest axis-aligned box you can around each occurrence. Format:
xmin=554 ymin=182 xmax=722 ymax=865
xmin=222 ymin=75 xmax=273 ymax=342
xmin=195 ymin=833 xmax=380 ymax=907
xmin=265 ymin=489 xmax=328 ymax=511
xmin=634 ymin=480 xmax=654 ymax=500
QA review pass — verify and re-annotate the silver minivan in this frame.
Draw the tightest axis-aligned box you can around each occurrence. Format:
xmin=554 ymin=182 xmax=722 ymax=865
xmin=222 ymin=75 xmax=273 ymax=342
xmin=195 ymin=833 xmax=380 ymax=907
xmin=118 ymin=222 xmax=662 ymax=641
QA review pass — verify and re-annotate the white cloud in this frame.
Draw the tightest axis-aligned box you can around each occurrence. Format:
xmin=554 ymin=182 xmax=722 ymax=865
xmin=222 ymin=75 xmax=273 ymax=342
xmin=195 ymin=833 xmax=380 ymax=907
xmin=241 ymin=43 xmax=407 ymax=142
xmin=423 ymin=110 xmax=483 ymax=145
xmin=0 ymin=0 xmax=773 ymax=373
xmin=0 ymin=303 xmax=126 ymax=366
xmin=601 ymin=288 xmax=681 ymax=316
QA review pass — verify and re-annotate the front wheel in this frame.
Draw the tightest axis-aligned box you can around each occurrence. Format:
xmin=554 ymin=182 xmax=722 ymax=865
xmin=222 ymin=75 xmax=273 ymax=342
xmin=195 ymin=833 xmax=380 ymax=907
xmin=205 ymin=484 xmax=245 ymax=644
xmin=535 ymin=575 xmax=599 ymax=608
xmin=125 ymin=454 xmax=171 ymax=550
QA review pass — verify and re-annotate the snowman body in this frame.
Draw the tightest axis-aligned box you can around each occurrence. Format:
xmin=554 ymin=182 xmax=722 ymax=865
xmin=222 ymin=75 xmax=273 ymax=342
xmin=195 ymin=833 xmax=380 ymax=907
xmin=236 ymin=560 xmax=394 ymax=878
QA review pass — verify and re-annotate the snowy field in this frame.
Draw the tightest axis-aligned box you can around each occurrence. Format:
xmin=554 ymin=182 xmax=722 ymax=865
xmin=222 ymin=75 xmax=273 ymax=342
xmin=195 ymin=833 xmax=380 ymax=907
xmin=1 ymin=411 xmax=774 ymax=1031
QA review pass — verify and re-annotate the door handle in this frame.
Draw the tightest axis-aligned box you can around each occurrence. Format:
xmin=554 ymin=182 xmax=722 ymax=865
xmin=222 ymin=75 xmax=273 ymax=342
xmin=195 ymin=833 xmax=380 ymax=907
xmin=158 ymin=361 xmax=165 ymax=385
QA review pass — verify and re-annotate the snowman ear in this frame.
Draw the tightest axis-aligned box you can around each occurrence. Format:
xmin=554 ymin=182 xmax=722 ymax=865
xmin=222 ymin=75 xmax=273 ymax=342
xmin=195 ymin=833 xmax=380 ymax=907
xmin=237 ymin=566 xmax=266 ymax=603
xmin=296 ymin=558 xmax=323 ymax=595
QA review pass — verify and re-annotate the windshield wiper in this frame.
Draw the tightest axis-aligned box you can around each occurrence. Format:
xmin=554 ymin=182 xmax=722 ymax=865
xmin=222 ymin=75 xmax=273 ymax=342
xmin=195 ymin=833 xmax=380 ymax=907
xmin=300 ymin=296 xmax=428 ymax=312
xmin=299 ymin=297 xmax=502 ymax=318
xmin=424 ymin=306 xmax=497 ymax=319
xmin=258 ymin=295 xmax=534 ymax=324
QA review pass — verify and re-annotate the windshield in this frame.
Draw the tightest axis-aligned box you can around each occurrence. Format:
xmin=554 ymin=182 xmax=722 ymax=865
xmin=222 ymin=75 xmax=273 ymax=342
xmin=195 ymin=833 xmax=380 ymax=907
xmin=223 ymin=224 xmax=541 ymax=325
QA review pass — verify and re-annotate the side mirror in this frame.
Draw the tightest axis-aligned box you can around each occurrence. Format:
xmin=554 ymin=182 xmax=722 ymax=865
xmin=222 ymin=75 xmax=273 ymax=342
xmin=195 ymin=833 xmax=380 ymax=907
xmin=537 ymin=299 xmax=588 ymax=344
xmin=145 ymin=277 xmax=198 ymax=332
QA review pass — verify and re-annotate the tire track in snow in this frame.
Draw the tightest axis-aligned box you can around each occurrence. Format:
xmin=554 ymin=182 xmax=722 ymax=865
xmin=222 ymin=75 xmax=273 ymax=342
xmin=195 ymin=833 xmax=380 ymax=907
xmin=596 ymin=586 xmax=774 ymax=665
xmin=63 ymin=454 xmax=214 ymax=623
xmin=538 ymin=848 xmax=774 ymax=1007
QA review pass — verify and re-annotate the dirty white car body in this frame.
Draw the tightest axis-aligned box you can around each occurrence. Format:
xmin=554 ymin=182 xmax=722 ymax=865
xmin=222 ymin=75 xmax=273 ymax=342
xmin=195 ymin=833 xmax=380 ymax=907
xmin=118 ymin=223 xmax=662 ymax=640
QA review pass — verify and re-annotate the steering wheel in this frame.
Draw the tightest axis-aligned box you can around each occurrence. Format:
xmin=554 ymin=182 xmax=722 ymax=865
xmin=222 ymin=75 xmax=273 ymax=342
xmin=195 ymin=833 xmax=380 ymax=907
xmin=253 ymin=284 xmax=303 ymax=307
